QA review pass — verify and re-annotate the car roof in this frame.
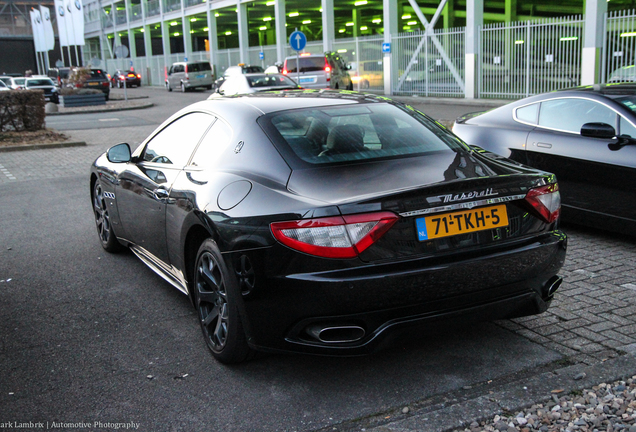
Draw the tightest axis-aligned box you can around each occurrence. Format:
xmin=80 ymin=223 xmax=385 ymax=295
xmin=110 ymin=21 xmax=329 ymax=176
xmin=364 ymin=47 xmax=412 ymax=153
xmin=200 ymin=90 xmax=396 ymax=116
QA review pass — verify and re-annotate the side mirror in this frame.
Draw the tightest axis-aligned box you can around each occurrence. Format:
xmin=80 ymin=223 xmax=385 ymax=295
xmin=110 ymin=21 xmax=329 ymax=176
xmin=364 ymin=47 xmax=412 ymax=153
xmin=107 ymin=143 xmax=131 ymax=163
xmin=580 ymin=122 xmax=616 ymax=139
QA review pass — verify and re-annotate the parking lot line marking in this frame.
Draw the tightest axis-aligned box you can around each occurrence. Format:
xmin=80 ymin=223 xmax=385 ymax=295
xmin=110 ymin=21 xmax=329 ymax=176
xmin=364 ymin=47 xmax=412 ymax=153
xmin=98 ymin=118 xmax=120 ymax=122
xmin=0 ymin=164 xmax=16 ymax=180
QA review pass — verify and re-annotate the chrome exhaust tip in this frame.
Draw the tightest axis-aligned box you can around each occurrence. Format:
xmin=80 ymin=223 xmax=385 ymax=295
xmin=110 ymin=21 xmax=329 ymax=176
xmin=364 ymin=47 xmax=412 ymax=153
xmin=306 ymin=325 xmax=366 ymax=344
xmin=544 ymin=276 xmax=563 ymax=298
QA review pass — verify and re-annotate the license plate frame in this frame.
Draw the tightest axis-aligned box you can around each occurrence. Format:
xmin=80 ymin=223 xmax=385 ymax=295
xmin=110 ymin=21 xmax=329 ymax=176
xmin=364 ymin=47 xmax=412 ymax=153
xmin=416 ymin=204 xmax=509 ymax=241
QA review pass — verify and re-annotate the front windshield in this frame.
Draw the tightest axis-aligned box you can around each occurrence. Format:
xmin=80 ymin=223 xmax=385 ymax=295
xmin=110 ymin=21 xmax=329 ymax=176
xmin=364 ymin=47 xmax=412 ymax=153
xmin=26 ymin=79 xmax=54 ymax=86
xmin=266 ymin=103 xmax=466 ymax=165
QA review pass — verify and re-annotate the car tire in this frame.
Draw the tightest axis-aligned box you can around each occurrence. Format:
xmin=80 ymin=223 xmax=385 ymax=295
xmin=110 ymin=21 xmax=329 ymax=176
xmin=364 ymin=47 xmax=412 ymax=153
xmin=166 ymin=81 xmax=172 ymax=92
xmin=110 ymin=80 xmax=114 ymax=88
xmin=347 ymin=82 xmax=353 ymax=91
xmin=105 ymin=93 xmax=109 ymax=101
xmin=194 ymin=239 xmax=254 ymax=364
xmin=92 ymin=181 xmax=123 ymax=253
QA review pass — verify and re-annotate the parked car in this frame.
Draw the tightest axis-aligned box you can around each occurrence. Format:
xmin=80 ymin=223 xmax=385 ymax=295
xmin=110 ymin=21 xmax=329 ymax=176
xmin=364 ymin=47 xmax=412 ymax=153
xmin=72 ymin=68 xmax=110 ymax=100
xmin=0 ymin=76 xmax=12 ymax=86
xmin=608 ymin=65 xmax=636 ymax=83
xmin=350 ymin=60 xmax=384 ymax=89
xmin=283 ymin=52 xmax=353 ymax=90
xmin=90 ymin=90 xmax=566 ymax=364
xmin=0 ymin=80 xmax=9 ymax=91
xmin=110 ymin=70 xmax=141 ymax=88
xmin=452 ymin=83 xmax=636 ymax=235
xmin=8 ymin=77 xmax=25 ymax=89
xmin=215 ymin=73 xmax=300 ymax=96
xmin=165 ymin=61 xmax=214 ymax=92
xmin=23 ymin=77 xmax=59 ymax=103
xmin=213 ymin=64 xmax=264 ymax=90
xmin=47 ymin=67 xmax=73 ymax=86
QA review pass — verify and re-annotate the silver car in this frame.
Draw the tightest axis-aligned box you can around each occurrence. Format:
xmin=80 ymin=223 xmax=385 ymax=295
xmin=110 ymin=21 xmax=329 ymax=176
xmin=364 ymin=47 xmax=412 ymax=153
xmin=283 ymin=53 xmax=353 ymax=90
xmin=165 ymin=61 xmax=214 ymax=92
xmin=215 ymin=73 xmax=300 ymax=96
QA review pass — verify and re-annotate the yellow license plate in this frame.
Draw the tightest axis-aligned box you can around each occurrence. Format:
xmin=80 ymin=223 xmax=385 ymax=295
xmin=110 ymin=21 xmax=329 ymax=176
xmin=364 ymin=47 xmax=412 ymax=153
xmin=416 ymin=204 xmax=509 ymax=241
xmin=88 ymin=82 xmax=98 ymax=85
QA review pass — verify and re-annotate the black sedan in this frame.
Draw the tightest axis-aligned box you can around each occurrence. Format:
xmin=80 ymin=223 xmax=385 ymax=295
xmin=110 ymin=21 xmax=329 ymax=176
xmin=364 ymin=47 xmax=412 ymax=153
xmin=90 ymin=91 xmax=566 ymax=363
xmin=111 ymin=70 xmax=142 ymax=88
xmin=453 ymin=84 xmax=636 ymax=236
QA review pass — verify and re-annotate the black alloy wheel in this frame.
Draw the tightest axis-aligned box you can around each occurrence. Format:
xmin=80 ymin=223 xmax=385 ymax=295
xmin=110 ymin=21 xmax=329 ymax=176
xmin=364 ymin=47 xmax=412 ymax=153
xmin=93 ymin=181 xmax=122 ymax=252
xmin=194 ymin=239 xmax=253 ymax=363
xmin=166 ymin=81 xmax=172 ymax=92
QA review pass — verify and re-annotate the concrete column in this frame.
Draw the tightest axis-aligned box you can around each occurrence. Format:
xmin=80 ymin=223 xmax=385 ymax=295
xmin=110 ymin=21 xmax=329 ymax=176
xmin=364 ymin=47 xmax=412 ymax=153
xmin=581 ymin=0 xmax=607 ymax=85
xmin=352 ymin=9 xmax=359 ymax=38
xmin=275 ymin=0 xmax=286 ymax=63
xmin=128 ymin=31 xmax=137 ymax=59
xmin=383 ymin=0 xmax=398 ymax=95
xmin=505 ymin=0 xmax=517 ymax=22
xmin=183 ymin=18 xmax=193 ymax=59
xmin=443 ymin=0 xmax=455 ymax=29
xmin=465 ymin=0 xmax=483 ymax=98
xmin=207 ymin=7 xmax=219 ymax=74
xmin=143 ymin=24 xmax=153 ymax=57
xmin=237 ymin=1 xmax=249 ymax=64
xmin=321 ymin=0 xmax=334 ymax=53
xmin=161 ymin=20 xmax=172 ymax=62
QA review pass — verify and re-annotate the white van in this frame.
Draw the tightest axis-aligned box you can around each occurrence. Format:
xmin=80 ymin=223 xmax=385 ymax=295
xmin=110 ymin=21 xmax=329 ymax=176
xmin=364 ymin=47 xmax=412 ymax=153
xmin=166 ymin=61 xmax=214 ymax=92
xmin=283 ymin=53 xmax=352 ymax=90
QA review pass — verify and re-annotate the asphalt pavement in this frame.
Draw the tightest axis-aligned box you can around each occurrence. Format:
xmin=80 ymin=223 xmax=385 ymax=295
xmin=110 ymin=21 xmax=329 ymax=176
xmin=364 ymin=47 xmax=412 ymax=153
xmin=0 ymin=87 xmax=635 ymax=432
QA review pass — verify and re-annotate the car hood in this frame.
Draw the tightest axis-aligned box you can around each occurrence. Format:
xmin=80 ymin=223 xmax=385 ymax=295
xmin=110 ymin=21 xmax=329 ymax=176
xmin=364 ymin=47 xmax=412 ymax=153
xmin=287 ymin=149 xmax=538 ymax=205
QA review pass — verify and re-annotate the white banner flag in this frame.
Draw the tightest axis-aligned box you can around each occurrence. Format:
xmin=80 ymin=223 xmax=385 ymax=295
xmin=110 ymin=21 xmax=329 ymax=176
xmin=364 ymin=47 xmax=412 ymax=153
xmin=54 ymin=0 xmax=70 ymax=46
xmin=64 ymin=0 xmax=78 ymax=47
xmin=30 ymin=10 xmax=46 ymax=53
xmin=40 ymin=6 xmax=56 ymax=51
xmin=70 ymin=0 xmax=85 ymax=46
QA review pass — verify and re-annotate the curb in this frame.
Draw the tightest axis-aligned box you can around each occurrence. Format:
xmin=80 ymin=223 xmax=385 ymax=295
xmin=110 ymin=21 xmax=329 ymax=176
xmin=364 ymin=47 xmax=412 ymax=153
xmin=0 ymin=141 xmax=86 ymax=152
xmin=329 ymin=353 xmax=636 ymax=432
xmin=46 ymin=102 xmax=154 ymax=116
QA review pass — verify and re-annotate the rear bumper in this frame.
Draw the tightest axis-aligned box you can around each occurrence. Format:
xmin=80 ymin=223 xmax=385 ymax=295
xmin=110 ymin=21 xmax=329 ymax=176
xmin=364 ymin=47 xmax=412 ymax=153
xmin=235 ymin=231 xmax=567 ymax=355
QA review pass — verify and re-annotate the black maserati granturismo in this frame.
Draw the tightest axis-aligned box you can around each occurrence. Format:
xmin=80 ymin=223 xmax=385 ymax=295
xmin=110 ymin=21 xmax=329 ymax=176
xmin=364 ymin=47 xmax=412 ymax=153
xmin=90 ymin=90 xmax=567 ymax=363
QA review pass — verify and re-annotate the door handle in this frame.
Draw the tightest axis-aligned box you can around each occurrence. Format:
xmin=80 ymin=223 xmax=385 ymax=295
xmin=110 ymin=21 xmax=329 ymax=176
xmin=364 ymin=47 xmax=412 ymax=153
xmin=535 ymin=142 xmax=553 ymax=149
xmin=153 ymin=187 xmax=169 ymax=200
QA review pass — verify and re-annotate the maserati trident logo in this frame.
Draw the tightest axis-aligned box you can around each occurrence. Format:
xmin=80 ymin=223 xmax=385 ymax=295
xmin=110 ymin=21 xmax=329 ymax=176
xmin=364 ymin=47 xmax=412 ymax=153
xmin=427 ymin=188 xmax=498 ymax=205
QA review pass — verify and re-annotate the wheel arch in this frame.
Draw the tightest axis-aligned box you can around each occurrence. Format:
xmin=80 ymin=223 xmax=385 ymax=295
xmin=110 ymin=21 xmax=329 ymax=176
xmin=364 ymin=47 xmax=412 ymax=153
xmin=183 ymin=222 xmax=219 ymax=306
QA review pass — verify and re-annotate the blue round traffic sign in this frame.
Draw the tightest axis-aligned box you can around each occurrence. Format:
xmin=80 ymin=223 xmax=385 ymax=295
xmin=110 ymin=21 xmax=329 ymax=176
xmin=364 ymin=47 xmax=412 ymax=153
xmin=290 ymin=31 xmax=307 ymax=52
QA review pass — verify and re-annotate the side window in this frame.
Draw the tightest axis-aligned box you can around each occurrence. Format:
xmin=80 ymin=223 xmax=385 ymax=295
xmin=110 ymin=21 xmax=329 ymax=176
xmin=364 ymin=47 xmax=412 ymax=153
xmin=142 ymin=112 xmax=214 ymax=167
xmin=538 ymin=98 xmax=617 ymax=133
xmin=515 ymin=103 xmax=539 ymax=124
xmin=620 ymin=116 xmax=636 ymax=138
xmin=189 ymin=119 xmax=234 ymax=168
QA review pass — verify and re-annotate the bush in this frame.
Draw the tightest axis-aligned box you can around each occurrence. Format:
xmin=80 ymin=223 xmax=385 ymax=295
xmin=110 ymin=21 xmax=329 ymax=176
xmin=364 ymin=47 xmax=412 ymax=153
xmin=67 ymin=67 xmax=91 ymax=88
xmin=0 ymin=90 xmax=45 ymax=132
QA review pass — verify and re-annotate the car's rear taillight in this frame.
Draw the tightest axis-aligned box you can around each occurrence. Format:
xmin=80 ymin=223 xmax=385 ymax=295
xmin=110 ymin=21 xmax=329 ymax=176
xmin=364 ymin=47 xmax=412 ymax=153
xmin=270 ymin=212 xmax=398 ymax=259
xmin=525 ymin=183 xmax=561 ymax=223
xmin=137 ymin=74 xmax=141 ymax=79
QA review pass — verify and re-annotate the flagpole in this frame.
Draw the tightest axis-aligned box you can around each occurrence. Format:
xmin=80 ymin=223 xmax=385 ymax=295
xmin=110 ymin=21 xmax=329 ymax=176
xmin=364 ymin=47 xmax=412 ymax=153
xmin=75 ymin=45 xmax=80 ymax=66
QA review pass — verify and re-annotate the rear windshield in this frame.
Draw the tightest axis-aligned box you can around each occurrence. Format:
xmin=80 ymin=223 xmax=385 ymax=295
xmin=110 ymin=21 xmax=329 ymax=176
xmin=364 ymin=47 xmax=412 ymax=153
xmin=265 ymin=103 xmax=465 ymax=165
xmin=284 ymin=57 xmax=325 ymax=73
xmin=188 ymin=63 xmax=212 ymax=72
xmin=246 ymin=75 xmax=297 ymax=88
xmin=90 ymin=70 xmax=107 ymax=78
xmin=615 ymin=96 xmax=636 ymax=114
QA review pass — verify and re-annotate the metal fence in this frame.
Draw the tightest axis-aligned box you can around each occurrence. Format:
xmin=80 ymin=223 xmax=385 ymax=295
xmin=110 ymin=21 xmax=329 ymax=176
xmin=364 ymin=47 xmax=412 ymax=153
xmin=603 ymin=10 xmax=636 ymax=84
xmin=479 ymin=16 xmax=583 ymax=99
xmin=391 ymin=27 xmax=465 ymax=97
